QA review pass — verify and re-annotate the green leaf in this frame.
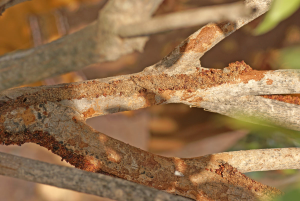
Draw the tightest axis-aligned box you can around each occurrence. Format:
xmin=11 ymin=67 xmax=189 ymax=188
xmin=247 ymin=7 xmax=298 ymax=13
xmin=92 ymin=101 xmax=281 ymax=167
xmin=282 ymin=169 xmax=298 ymax=175
xmin=279 ymin=46 xmax=300 ymax=69
xmin=274 ymin=188 xmax=300 ymax=201
xmin=254 ymin=0 xmax=300 ymax=35
xmin=216 ymin=114 xmax=300 ymax=146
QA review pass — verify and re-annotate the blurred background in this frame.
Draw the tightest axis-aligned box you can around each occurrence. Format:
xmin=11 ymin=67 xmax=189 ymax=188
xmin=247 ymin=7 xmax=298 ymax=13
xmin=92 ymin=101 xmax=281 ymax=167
xmin=0 ymin=0 xmax=300 ymax=200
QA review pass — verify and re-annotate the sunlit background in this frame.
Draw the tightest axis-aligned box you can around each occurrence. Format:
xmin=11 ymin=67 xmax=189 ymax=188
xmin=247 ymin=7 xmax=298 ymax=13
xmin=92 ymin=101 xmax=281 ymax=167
xmin=1 ymin=0 xmax=300 ymax=200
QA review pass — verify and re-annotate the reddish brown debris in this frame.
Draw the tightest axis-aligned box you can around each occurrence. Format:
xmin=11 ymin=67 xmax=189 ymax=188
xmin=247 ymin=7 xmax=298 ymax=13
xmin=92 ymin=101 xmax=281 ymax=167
xmin=138 ymin=89 xmax=158 ymax=107
xmin=215 ymin=163 xmax=280 ymax=199
xmin=0 ymin=118 xmax=282 ymax=200
xmin=180 ymin=22 xmax=235 ymax=53
xmin=262 ymin=95 xmax=300 ymax=105
xmin=82 ymin=108 xmax=96 ymax=118
xmin=266 ymin=79 xmax=273 ymax=85
xmin=0 ymin=129 xmax=96 ymax=172
xmin=20 ymin=108 xmax=36 ymax=126
xmin=0 ymin=61 xmax=266 ymax=118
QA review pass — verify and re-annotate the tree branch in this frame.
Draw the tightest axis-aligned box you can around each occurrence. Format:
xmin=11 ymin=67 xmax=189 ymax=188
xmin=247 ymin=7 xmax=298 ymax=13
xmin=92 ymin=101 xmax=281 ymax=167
xmin=118 ymin=2 xmax=250 ymax=37
xmin=216 ymin=147 xmax=300 ymax=173
xmin=201 ymin=95 xmax=300 ymax=131
xmin=141 ymin=0 xmax=272 ymax=75
xmin=0 ymin=0 xmax=271 ymax=91
xmin=1 ymin=61 xmax=294 ymax=200
xmin=5 ymin=142 xmax=298 ymax=199
xmin=2 ymin=61 xmax=300 ymax=129
xmin=0 ymin=0 xmax=163 ymax=91
xmin=0 ymin=0 xmax=291 ymax=200
xmin=0 ymin=23 xmax=98 ymax=91
xmin=0 ymin=118 xmax=281 ymax=201
xmin=0 ymin=151 xmax=191 ymax=201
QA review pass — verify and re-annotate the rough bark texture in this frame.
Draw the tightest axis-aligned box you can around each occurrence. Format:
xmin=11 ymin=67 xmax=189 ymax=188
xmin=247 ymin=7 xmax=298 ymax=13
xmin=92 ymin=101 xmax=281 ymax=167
xmin=0 ymin=152 xmax=191 ymax=201
xmin=1 ymin=0 xmax=295 ymax=200
xmin=201 ymin=95 xmax=300 ymax=131
xmin=2 ymin=61 xmax=300 ymax=130
xmin=2 ymin=146 xmax=299 ymax=200
xmin=0 ymin=122 xmax=281 ymax=201
xmin=216 ymin=148 xmax=300 ymax=173
xmin=0 ymin=61 xmax=293 ymax=200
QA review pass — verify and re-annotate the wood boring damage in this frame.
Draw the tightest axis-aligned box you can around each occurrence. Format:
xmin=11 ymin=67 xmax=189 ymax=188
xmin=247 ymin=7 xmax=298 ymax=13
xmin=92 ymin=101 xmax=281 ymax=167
xmin=1 ymin=0 xmax=300 ymax=201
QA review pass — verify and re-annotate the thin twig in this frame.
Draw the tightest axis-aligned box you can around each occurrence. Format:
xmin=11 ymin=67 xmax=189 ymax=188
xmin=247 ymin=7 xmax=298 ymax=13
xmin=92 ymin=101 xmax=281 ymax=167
xmin=215 ymin=148 xmax=300 ymax=173
xmin=118 ymin=2 xmax=250 ymax=37
xmin=201 ymin=95 xmax=300 ymax=131
xmin=0 ymin=151 xmax=191 ymax=201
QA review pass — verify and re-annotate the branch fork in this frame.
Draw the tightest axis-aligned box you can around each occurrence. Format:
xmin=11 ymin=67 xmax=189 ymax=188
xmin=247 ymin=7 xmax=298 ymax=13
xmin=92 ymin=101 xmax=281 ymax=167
xmin=1 ymin=0 xmax=298 ymax=200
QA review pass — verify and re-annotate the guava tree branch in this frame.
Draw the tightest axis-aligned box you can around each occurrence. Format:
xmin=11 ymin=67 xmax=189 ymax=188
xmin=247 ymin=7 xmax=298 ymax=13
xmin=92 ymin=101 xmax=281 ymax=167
xmin=1 ymin=147 xmax=298 ymax=199
xmin=0 ymin=151 xmax=190 ymax=201
xmin=0 ymin=110 xmax=281 ymax=201
xmin=0 ymin=0 xmax=291 ymax=200
xmin=1 ymin=60 xmax=296 ymax=200
xmin=2 ymin=60 xmax=300 ymax=129
xmin=201 ymin=95 xmax=300 ymax=131
xmin=218 ymin=147 xmax=300 ymax=173
xmin=0 ymin=0 xmax=271 ymax=91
